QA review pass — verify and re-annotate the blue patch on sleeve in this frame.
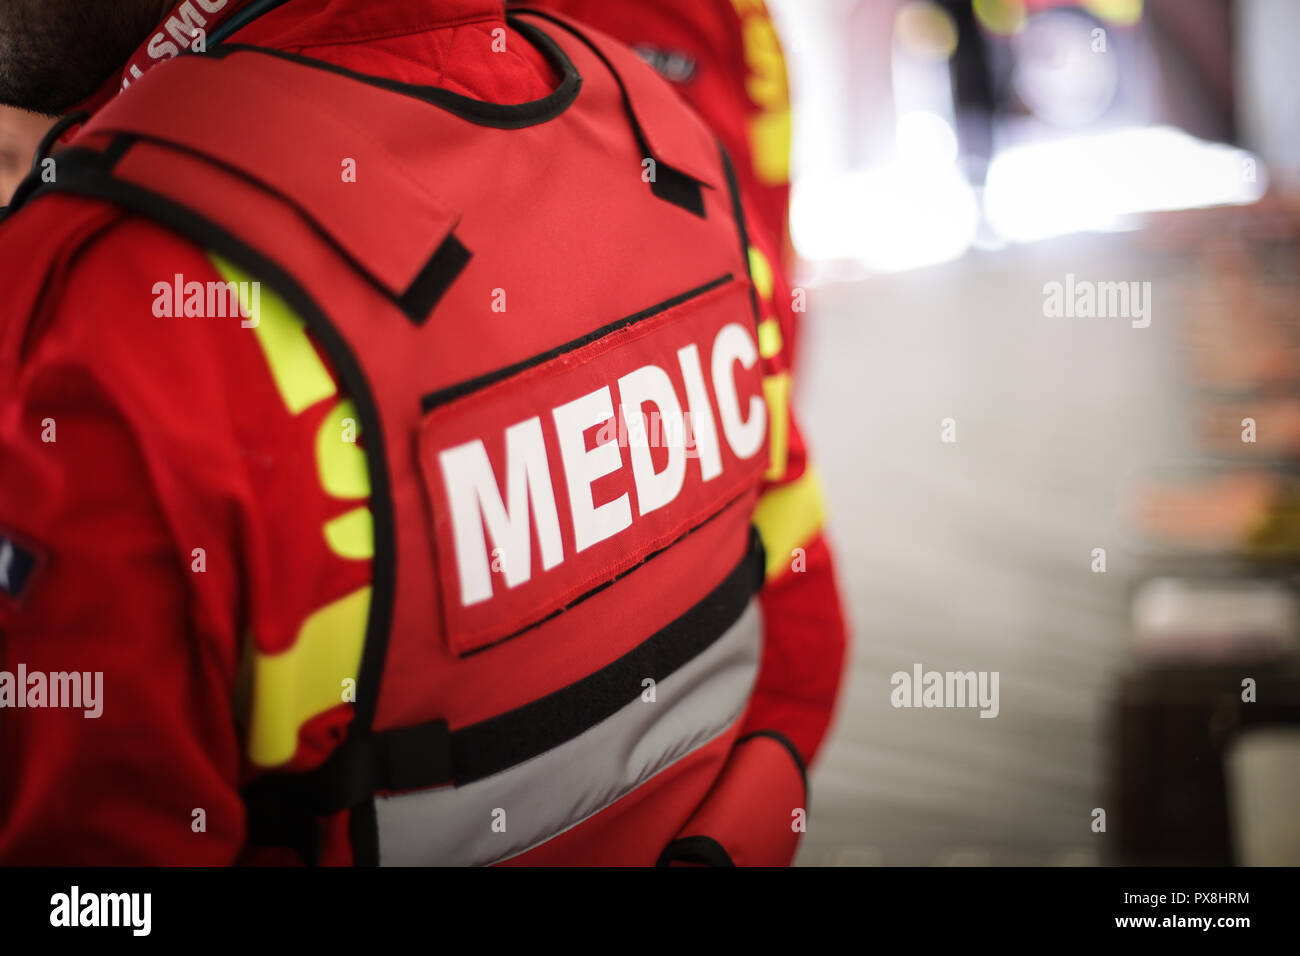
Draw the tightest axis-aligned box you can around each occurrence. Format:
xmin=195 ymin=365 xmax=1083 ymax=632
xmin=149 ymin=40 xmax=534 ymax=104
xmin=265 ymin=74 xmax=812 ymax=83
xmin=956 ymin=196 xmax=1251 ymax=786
xmin=0 ymin=534 xmax=38 ymax=601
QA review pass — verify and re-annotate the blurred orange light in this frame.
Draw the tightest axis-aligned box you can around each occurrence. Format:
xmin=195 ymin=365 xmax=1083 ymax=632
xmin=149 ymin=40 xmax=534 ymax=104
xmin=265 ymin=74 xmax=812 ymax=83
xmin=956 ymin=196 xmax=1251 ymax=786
xmin=895 ymin=2 xmax=960 ymax=61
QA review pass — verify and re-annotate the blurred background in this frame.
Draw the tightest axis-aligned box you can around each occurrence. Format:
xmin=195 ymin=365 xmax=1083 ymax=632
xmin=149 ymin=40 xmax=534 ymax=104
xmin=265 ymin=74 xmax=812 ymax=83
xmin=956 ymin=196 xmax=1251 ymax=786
xmin=764 ymin=0 xmax=1300 ymax=865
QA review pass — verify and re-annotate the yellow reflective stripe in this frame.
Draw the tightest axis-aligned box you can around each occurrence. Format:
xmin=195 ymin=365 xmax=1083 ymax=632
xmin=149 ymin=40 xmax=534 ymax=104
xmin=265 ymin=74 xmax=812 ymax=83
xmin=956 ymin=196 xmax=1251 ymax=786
xmin=753 ymin=468 xmax=825 ymax=581
xmin=748 ymin=245 xmax=774 ymax=302
xmin=247 ymin=586 xmax=371 ymax=768
xmin=750 ymin=107 xmax=792 ymax=185
xmin=316 ymin=399 xmax=370 ymax=499
xmin=740 ymin=16 xmax=788 ymax=108
xmin=206 ymin=256 xmax=374 ymax=768
xmin=762 ymin=371 xmax=790 ymax=480
xmin=324 ymin=506 xmax=374 ymax=560
xmin=209 ymin=253 xmax=336 ymax=415
xmin=758 ymin=317 xmax=783 ymax=360
xmin=734 ymin=6 xmax=790 ymax=186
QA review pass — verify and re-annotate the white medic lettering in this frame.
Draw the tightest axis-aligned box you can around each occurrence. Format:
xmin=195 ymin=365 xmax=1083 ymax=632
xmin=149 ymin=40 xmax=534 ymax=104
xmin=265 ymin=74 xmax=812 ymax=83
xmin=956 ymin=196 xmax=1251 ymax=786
xmin=437 ymin=320 xmax=765 ymax=609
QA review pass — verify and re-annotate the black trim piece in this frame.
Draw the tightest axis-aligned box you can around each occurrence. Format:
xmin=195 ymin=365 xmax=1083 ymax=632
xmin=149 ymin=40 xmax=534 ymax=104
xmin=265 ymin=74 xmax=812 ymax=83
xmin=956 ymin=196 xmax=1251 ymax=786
xmin=717 ymin=141 xmax=762 ymax=327
xmin=656 ymin=836 xmax=736 ymax=867
xmin=24 ymin=158 xmax=399 ymax=867
xmin=245 ymin=720 xmax=454 ymax=818
xmin=452 ymin=526 xmax=761 ymax=784
xmin=347 ymin=801 xmax=380 ymax=869
xmin=209 ymin=15 xmax=581 ymax=130
xmin=420 ymin=272 xmax=732 ymax=411
xmin=244 ymin=527 xmax=762 ymax=829
xmin=738 ymin=729 xmax=809 ymax=800
xmin=6 ymin=146 xmax=101 ymax=217
xmin=514 ymin=8 xmax=710 ymax=215
xmin=398 ymin=234 xmax=472 ymax=325
xmin=650 ymin=166 xmax=705 ymax=218
xmin=207 ymin=0 xmax=294 ymax=48
xmin=242 ymin=778 xmax=321 ymax=866
xmin=101 ymin=133 xmax=136 ymax=170
xmin=80 ymin=129 xmax=439 ymax=317
xmin=30 ymin=110 xmax=89 ymax=177
xmin=59 ymin=133 xmax=470 ymax=337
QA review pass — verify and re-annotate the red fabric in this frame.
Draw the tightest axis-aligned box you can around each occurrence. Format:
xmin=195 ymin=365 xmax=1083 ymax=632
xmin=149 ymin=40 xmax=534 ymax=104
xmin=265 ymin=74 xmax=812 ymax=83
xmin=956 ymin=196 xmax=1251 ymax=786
xmin=0 ymin=0 xmax=564 ymax=866
xmin=744 ymin=203 xmax=848 ymax=767
xmin=668 ymin=733 xmax=806 ymax=866
xmin=0 ymin=209 xmax=257 ymax=864
xmin=0 ymin=0 xmax=845 ymax=866
xmin=516 ymin=1 xmax=847 ymax=771
xmin=746 ymin=534 xmax=848 ymax=763
xmin=418 ymin=278 xmax=765 ymax=654
xmin=500 ymin=730 xmax=738 ymax=866
xmin=518 ymin=0 xmax=791 ymax=266
xmin=98 ymin=0 xmax=255 ymax=105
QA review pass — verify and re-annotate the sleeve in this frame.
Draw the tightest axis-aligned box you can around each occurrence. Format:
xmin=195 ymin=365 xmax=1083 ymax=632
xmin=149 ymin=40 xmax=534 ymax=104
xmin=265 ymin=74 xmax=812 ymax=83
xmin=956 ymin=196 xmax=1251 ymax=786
xmin=659 ymin=239 xmax=849 ymax=867
xmin=740 ymin=238 xmax=849 ymax=769
xmin=0 ymin=241 xmax=247 ymax=865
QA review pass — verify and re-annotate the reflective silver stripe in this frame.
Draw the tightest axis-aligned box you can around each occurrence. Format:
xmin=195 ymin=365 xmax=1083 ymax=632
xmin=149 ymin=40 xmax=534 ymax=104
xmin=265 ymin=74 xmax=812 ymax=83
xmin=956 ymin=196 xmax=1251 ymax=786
xmin=374 ymin=599 xmax=762 ymax=866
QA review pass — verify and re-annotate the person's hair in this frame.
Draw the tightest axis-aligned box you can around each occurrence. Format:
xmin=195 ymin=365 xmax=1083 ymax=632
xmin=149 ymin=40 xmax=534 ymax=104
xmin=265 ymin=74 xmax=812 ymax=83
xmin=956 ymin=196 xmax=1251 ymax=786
xmin=0 ymin=0 xmax=172 ymax=115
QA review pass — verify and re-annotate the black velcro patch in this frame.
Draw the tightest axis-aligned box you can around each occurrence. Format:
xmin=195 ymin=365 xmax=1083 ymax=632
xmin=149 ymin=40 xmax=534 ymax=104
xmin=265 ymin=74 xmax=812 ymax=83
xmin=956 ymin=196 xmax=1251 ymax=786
xmin=650 ymin=164 xmax=706 ymax=218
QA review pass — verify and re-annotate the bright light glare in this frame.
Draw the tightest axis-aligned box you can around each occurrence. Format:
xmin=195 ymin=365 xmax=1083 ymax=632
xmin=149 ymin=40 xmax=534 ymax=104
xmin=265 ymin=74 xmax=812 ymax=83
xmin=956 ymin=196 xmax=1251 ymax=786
xmin=896 ymin=110 xmax=960 ymax=167
xmin=792 ymin=110 xmax=976 ymax=272
xmin=985 ymin=126 xmax=1267 ymax=242
xmin=791 ymin=163 xmax=978 ymax=273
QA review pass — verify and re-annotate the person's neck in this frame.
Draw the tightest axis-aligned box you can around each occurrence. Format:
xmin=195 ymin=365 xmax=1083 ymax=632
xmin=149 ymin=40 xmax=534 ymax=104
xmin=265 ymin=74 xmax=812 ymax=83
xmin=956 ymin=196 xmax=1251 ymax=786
xmin=70 ymin=0 xmax=257 ymax=116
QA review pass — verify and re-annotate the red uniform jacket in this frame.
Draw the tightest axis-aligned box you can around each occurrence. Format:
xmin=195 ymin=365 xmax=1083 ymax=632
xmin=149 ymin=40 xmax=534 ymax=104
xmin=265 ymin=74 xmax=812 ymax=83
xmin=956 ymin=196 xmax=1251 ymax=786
xmin=0 ymin=0 xmax=845 ymax=865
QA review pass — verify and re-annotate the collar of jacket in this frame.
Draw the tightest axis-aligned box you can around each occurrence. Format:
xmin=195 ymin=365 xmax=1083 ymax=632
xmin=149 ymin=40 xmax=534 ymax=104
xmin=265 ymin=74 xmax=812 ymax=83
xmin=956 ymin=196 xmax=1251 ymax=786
xmin=67 ymin=0 xmax=508 ymax=120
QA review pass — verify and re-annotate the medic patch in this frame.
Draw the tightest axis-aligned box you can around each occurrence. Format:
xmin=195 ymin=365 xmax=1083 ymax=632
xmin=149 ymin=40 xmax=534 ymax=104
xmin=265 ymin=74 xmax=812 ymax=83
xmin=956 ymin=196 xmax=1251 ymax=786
xmin=0 ymin=530 xmax=41 ymax=604
xmin=633 ymin=44 xmax=698 ymax=84
xmin=418 ymin=277 xmax=767 ymax=656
